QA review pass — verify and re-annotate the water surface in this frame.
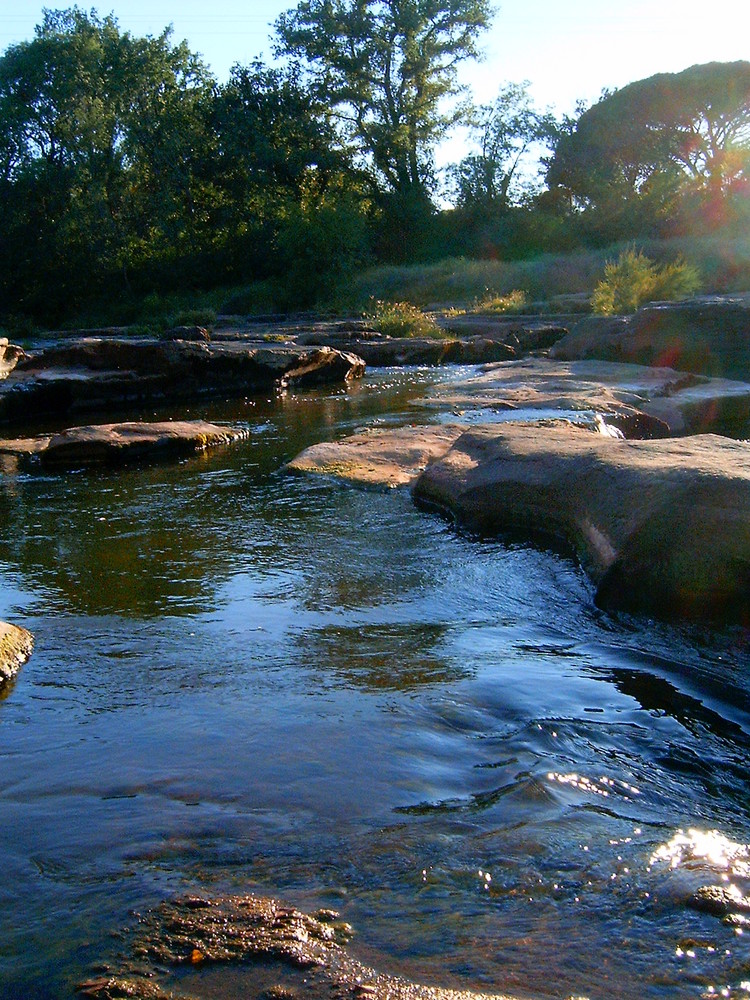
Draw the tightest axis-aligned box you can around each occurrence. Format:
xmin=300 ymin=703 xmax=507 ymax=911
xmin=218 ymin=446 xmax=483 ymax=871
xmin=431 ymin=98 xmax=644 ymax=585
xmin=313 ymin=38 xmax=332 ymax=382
xmin=1 ymin=369 xmax=749 ymax=1000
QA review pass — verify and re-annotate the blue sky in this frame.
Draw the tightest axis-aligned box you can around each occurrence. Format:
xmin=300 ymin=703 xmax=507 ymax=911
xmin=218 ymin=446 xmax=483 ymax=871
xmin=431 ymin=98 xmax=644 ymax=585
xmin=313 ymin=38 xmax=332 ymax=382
xmin=1 ymin=0 xmax=749 ymax=167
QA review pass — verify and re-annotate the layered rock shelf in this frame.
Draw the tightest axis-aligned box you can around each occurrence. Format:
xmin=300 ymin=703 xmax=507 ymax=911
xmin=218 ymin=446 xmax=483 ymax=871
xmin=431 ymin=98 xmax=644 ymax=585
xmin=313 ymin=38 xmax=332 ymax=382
xmin=290 ymin=419 xmax=750 ymax=621
xmin=0 ymin=419 xmax=249 ymax=470
xmin=0 ymin=337 xmax=365 ymax=425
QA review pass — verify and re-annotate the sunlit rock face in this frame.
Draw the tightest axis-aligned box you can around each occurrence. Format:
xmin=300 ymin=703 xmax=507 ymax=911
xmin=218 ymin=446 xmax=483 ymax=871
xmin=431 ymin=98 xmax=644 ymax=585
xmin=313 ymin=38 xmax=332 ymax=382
xmin=412 ymin=422 xmax=750 ymax=622
xmin=0 ymin=621 xmax=33 ymax=685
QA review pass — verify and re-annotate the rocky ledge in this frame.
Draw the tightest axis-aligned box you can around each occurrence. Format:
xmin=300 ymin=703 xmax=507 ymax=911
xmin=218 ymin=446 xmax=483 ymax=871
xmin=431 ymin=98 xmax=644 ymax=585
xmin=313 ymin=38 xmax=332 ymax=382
xmin=551 ymin=295 xmax=750 ymax=381
xmin=0 ymin=420 xmax=248 ymax=470
xmin=0 ymin=338 xmax=365 ymax=426
xmin=289 ymin=419 xmax=750 ymax=623
xmin=293 ymin=317 xmax=566 ymax=367
xmin=77 ymin=892 xmax=519 ymax=1000
xmin=417 ymin=357 xmax=750 ymax=439
xmin=0 ymin=622 xmax=34 ymax=685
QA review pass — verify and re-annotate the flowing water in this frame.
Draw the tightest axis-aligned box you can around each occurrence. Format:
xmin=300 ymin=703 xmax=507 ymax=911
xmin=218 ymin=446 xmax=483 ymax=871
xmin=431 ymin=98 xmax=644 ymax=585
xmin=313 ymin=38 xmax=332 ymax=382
xmin=0 ymin=368 xmax=749 ymax=1000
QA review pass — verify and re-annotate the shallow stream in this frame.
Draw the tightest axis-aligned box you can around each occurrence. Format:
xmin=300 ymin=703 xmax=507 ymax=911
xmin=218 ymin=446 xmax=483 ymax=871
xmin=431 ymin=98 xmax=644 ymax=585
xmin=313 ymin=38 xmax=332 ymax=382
xmin=1 ymin=368 xmax=749 ymax=999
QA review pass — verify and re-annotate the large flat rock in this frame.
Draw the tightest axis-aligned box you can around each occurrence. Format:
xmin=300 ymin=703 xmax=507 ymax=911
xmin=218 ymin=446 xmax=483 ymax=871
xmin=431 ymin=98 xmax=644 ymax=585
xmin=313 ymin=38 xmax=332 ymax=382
xmin=0 ymin=420 xmax=248 ymax=469
xmin=286 ymin=424 xmax=464 ymax=487
xmin=0 ymin=622 xmax=33 ymax=685
xmin=0 ymin=339 xmax=365 ymax=426
xmin=418 ymin=358 xmax=750 ymax=438
xmin=413 ymin=423 xmax=750 ymax=622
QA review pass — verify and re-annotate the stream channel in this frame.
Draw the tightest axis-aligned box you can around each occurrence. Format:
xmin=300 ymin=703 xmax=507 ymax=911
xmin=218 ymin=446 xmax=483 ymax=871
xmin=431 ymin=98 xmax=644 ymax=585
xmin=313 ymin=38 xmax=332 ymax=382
xmin=0 ymin=366 xmax=749 ymax=1000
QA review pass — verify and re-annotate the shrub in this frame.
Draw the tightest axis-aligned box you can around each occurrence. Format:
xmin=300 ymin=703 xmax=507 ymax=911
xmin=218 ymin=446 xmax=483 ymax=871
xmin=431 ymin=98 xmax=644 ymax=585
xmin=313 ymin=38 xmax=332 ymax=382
xmin=591 ymin=248 xmax=701 ymax=314
xmin=366 ymin=300 xmax=442 ymax=338
xmin=471 ymin=288 xmax=528 ymax=314
xmin=170 ymin=308 xmax=217 ymax=328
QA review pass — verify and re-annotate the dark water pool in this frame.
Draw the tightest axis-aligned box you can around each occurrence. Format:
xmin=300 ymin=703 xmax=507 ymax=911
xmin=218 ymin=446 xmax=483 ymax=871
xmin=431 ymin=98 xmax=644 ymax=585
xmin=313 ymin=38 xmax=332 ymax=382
xmin=1 ymin=368 xmax=749 ymax=1000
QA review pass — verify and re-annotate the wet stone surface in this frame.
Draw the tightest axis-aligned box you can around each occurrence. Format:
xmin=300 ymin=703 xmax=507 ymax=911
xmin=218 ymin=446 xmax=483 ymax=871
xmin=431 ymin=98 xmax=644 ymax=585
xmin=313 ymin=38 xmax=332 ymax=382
xmin=78 ymin=895 xmax=519 ymax=1000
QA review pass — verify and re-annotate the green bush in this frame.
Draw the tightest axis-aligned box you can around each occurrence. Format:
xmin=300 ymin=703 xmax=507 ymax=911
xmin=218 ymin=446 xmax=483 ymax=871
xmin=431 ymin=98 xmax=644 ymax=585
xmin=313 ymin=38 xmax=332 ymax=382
xmin=169 ymin=308 xmax=217 ymax=328
xmin=366 ymin=300 xmax=443 ymax=338
xmin=471 ymin=288 xmax=528 ymax=314
xmin=591 ymin=248 xmax=701 ymax=314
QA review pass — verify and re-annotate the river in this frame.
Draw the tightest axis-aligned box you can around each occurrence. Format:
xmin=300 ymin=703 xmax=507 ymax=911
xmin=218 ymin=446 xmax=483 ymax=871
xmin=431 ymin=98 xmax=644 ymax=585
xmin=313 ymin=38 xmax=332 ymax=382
xmin=0 ymin=367 xmax=748 ymax=999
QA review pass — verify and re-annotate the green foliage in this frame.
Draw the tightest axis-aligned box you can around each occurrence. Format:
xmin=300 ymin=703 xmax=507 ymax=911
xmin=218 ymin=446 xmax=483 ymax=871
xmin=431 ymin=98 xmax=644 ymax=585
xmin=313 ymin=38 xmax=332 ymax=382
xmin=450 ymin=82 xmax=559 ymax=211
xmin=274 ymin=0 xmax=492 ymax=201
xmin=471 ymin=289 xmax=528 ymax=313
xmin=546 ymin=61 xmax=750 ymax=238
xmin=170 ymin=308 xmax=217 ymax=328
xmin=591 ymin=249 xmax=701 ymax=315
xmin=366 ymin=300 xmax=443 ymax=338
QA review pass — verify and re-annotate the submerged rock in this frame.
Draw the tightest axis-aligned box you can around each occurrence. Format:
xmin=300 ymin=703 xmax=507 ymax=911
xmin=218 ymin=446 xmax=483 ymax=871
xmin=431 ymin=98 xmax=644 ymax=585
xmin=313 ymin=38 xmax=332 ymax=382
xmin=81 ymin=893 xmax=520 ymax=1000
xmin=0 ymin=621 xmax=33 ymax=685
xmin=0 ymin=420 xmax=248 ymax=470
xmin=690 ymin=884 xmax=750 ymax=921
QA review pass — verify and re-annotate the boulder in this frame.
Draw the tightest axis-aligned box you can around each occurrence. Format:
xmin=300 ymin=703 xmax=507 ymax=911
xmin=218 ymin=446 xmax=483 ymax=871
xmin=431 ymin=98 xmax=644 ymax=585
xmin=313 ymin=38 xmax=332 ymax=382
xmin=0 ymin=339 xmax=365 ymax=426
xmin=551 ymin=296 xmax=750 ymax=381
xmin=413 ymin=423 xmax=750 ymax=622
xmin=0 ymin=621 xmax=33 ymax=685
xmin=0 ymin=420 xmax=248 ymax=470
xmin=0 ymin=339 xmax=27 ymax=379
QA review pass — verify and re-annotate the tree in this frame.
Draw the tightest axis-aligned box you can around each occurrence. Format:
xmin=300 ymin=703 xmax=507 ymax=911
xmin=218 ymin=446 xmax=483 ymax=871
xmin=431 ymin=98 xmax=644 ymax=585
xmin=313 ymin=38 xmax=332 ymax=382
xmin=0 ymin=8 xmax=214 ymax=316
xmin=546 ymin=62 xmax=750 ymax=237
xmin=273 ymin=0 xmax=492 ymax=204
xmin=450 ymin=81 xmax=558 ymax=211
xmin=208 ymin=60 xmax=369 ymax=293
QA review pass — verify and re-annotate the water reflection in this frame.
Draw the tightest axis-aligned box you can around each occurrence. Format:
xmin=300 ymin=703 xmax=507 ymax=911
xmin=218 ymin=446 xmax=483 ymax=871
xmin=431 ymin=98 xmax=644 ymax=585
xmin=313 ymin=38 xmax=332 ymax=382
xmin=297 ymin=622 xmax=467 ymax=691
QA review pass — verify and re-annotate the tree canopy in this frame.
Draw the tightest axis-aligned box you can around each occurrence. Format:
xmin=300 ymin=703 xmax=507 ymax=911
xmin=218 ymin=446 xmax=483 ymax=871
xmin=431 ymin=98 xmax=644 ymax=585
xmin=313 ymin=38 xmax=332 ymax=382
xmin=274 ymin=0 xmax=492 ymax=202
xmin=450 ymin=81 xmax=558 ymax=211
xmin=546 ymin=61 xmax=750 ymax=234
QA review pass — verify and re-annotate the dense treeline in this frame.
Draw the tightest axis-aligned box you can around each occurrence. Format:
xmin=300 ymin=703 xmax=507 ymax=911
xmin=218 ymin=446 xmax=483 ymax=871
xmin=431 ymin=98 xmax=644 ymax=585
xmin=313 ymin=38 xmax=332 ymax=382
xmin=1 ymin=4 xmax=748 ymax=326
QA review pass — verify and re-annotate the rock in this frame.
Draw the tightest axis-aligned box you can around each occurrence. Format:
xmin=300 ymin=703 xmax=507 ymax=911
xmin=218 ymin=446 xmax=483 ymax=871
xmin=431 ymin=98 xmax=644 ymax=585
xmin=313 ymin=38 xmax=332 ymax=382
xmin=76 ymin=978 xmax=177 ymax=999
xmin=0 ymin=339 xmax=365 ymax=426
xmin=418 ymin=358 xmax=750 ymax=439
xmin=689 ymin=884 xmax=750 ymax=919
xmin=92 ymin=892 xmax=520 ymax=1000
xmin=0 ymin=339 xmax=27 ymax=379
xmin=0 ymin=420 xmax=248 ymax=470
xmin=282 ymin=348 xmax=365 ymax=388
xmin=418 ymin=358 xmax=688 ymax=439
xmin=294 ymin=335 xmax=515 ymax=367
xmin=0 ymin=621 xmax=34 ymax=685
xmin=435 ymin=315 xmax=569 ymax=353
xmin=160 ymin=325 xmax=211 ymax=342
xmin=412 ymin=422 xmax=750 ymax=621
xmin=286 ymin=425 xmax=464 ymax=487
xmin=551 ymin=295 xmax=750 ymax=381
